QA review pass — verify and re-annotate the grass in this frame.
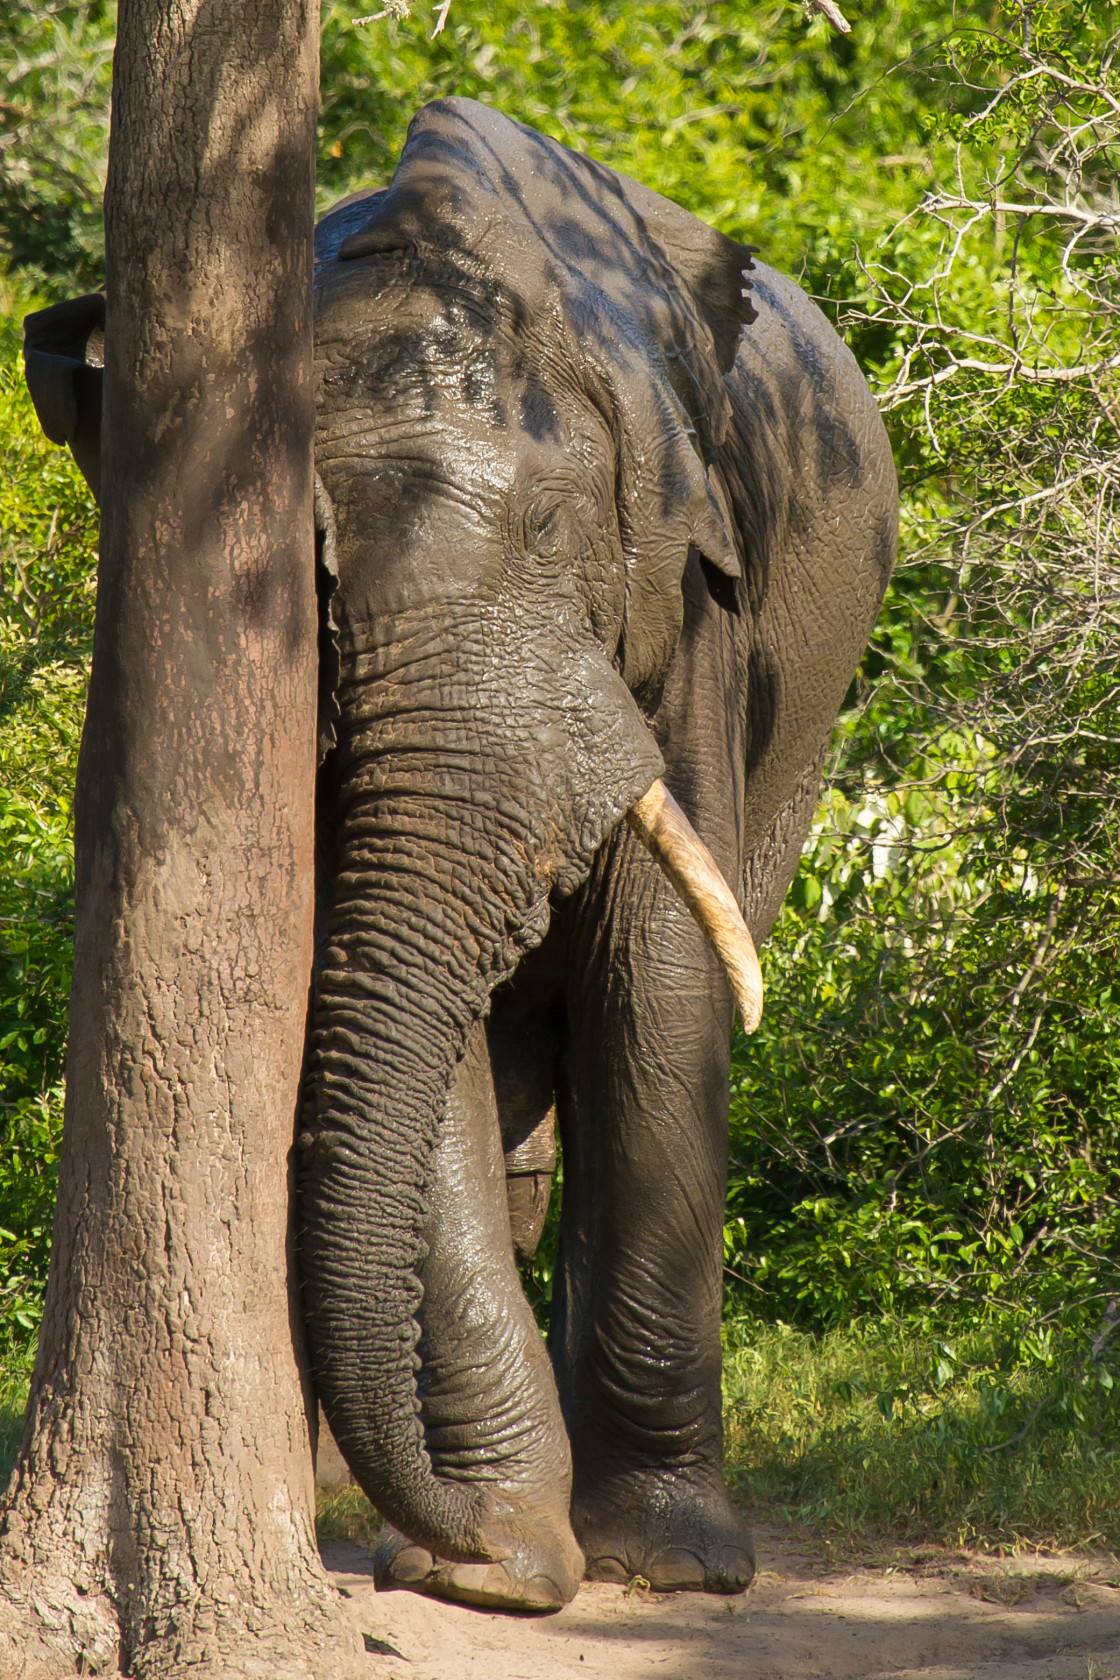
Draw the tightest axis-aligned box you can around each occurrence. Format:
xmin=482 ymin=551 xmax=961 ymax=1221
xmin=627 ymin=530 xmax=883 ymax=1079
xmin=316 ymin=1482 xmax=383 ymax=1547
xmin=6 ymin=1319 xmax=1120 ymax=1559
xmin=722 ymin=1318 xmax=1120 ymax=1554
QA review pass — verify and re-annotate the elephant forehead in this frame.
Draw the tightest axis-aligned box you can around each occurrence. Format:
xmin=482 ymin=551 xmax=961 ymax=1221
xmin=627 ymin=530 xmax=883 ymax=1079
xmin=315 ymin=272 xmax=585 ymax=463
xmin=313 ymin=277 xmax=614 ymax=507
xmin=318 ymin=268 xmax=504 ymax=403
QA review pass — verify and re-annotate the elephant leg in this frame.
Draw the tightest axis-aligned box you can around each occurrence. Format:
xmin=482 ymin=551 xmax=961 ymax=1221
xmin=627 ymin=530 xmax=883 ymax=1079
xmin=374 ymin=1017 xmax=582 ymax=1610
xmin=550 ymin=827 xmax=754 ymax=1595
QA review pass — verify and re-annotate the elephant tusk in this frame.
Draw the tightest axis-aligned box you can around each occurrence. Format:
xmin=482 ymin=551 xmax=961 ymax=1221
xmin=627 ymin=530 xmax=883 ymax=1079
xmin=626 ymin=778 xmax=764 ymax=1033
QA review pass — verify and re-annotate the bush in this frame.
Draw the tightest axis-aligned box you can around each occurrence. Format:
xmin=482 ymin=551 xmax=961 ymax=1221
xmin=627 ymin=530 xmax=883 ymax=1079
xmin=725 ymin=3 xmax=1120 ymax=1356
xmin=0 ymin=5 xmax=112 ymax=295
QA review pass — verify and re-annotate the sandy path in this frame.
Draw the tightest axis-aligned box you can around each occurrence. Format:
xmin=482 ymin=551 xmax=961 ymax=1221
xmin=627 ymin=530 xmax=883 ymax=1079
xmin=323 ymin=1528 xmax=1120 ymax=1679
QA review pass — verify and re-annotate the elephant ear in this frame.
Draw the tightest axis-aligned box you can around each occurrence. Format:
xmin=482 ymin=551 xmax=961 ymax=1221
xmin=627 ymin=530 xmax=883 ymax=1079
xmin=23 ymin=293 xmax=106 ymax=502
xmin=338 ymin=98 xmax=757 ymax=695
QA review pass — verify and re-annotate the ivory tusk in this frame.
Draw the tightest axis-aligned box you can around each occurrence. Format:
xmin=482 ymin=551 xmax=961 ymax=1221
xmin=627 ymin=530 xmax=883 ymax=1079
xmin=626 ymin=778 xmax=764 ymax=1033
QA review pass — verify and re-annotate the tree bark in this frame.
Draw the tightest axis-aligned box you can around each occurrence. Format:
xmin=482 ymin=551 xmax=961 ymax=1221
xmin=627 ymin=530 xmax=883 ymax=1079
xmin=0 ymin=2 xmax=363 ymax=1674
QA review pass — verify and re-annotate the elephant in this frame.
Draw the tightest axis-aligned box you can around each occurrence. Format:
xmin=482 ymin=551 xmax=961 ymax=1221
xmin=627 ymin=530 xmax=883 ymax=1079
xmin=24 ymin=97 xmax=896 ymax=1616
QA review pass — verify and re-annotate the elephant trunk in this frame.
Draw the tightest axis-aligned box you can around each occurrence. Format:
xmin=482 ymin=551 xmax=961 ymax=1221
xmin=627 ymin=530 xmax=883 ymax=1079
xmin=299 ymin=760 xmax=540 ymax=1558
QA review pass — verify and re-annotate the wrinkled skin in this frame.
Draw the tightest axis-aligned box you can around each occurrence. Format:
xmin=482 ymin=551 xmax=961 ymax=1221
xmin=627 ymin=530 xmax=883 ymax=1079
xmin=23 ymin=98 xmax=896 ymax=1616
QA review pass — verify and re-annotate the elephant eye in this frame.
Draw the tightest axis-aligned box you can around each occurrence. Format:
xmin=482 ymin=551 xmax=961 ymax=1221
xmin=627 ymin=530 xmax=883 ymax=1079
xmin=518 ymin=491 xmax=568 ymax=559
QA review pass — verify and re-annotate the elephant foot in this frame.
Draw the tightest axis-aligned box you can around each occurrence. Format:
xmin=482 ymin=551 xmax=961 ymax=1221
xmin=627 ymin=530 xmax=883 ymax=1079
xmin=573 ymin=1473 xmax=755 ymax=1595
xmin=373 ymin=1515 xmax=583 ymax=1612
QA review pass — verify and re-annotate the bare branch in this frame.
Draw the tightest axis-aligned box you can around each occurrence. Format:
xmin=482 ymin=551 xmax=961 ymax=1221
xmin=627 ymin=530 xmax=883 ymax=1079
xmin=805 ymin=0 xmax=852 ymax=34
xmin=353 ymin=0 xmax=411 ymax=23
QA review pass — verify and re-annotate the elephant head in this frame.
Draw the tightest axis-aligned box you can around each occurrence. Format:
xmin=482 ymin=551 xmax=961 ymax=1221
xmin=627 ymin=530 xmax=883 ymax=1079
xmin=301 ymin=98 xmax=761 ymax=1561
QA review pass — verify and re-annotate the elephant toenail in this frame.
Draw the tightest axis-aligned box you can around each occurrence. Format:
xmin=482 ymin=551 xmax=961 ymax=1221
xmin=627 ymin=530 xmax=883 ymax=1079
xmin=714 ymin=1545 xmax=755 ymax=1591
xmin=585 ymin=1555 xmax=629 ymax=1584
xmin=646 ymin=1548 xmax=706 ymax=1589
xmin=524 ymin=1574 xmax=566 ymax=1609
xmin=390 ymin=1545 xmax=433 ymax=1583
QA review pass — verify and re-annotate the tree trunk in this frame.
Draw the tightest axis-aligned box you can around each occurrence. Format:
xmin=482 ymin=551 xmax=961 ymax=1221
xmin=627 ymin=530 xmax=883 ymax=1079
xmin=0 ymin=2 xmax=363 ymax=1674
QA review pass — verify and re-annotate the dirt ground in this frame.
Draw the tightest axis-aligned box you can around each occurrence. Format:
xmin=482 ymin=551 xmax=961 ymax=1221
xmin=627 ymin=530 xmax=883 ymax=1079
xmin=322 ymin=1527 xmax=1120 ymax=1680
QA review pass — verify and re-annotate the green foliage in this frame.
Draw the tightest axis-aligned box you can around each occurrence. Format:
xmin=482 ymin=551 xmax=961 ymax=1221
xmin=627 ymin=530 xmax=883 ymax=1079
xmin=725 ymin=783 xmax=1120 ymax=1333
xmin=723 ymin=2 xmax=1120 ymax=1359
xmin=0 ymin=5 xmax=113 ymax=294
xmin=0 ymin=1348 xmax=32 ymax=1490
xmin=0 ymin=280 xmax=97 ymax=1350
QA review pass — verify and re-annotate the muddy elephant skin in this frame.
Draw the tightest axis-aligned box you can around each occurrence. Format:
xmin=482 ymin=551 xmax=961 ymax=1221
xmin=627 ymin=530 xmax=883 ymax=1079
xmin=23 ymin=97 xmax=897 ymax=1614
